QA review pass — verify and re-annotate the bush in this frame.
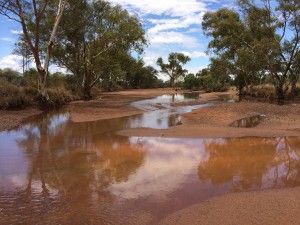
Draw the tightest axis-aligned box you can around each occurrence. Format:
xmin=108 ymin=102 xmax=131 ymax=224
xmin=183 ymin=74 xmax=201 ymax=90
xmin=0 ymin=80 xmax=32 ymax=110
xmin=246 ymin=85 xmax=276 ymax=100
xmin=38 ymin=88 xmax=74 ymax=109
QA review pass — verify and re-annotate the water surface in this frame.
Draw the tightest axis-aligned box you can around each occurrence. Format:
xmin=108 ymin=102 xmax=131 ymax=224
xmin=1 ymin=94 xmax=300 ymax=225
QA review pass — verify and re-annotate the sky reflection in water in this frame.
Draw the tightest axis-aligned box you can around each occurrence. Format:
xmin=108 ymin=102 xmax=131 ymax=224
xmin=0 ymin=94 xmax=300 ymax=224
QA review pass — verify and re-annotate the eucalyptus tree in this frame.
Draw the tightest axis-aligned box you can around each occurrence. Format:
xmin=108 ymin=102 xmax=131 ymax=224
xmin=52 ymin=0 xmax=146 ymax=99
xmin=156 ymin=53 xmax=191 ymax=87
xmin=0 ymin=0 xmax=67 ymax=104
xmin=203 ymin=0 xmax=300 ymax=104
xmin=202 ymin=8 xmax=270 ymax=100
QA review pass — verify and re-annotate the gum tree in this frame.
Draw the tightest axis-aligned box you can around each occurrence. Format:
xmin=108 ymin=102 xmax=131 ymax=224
xmin=203 ymin=0 xmax=300 ymax=104
xmin=157 ymin=53 xmax=191 ymax=87
xmin=0 ymin=0 xmax=67 ymax=105
xmin=52 ymin=0 xmax=146 ymax=99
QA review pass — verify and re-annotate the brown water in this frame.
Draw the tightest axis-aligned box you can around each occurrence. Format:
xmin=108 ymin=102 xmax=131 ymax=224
xmin=1 ymin=94 xmax=300 ymax=225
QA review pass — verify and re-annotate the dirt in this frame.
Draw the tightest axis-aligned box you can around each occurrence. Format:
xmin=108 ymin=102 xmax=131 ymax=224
xmin=119 ymin=98 xmax=300 ymax=138
xmin=1 ymin=88 xmax=300 ymax=225
xmin=0 ymin=108 xmax=42 ymax=132
xmin=68 ymin=88 xmax=185 ymax=123
xmin=159 ymin=187 xmax=300 ymax=225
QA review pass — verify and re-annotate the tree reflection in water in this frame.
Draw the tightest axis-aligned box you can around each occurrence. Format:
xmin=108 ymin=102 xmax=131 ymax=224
xmin=1 ymin=110 xmax=300 ymax=225
xmin=1 ymin=111 xmax=145 ymax=225
xmin=198 ymin=137 xmax=300 ymax=191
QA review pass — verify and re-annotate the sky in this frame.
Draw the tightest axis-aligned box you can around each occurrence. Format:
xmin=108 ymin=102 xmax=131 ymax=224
xmin=0 ymin=0 xmax=234 ymax=75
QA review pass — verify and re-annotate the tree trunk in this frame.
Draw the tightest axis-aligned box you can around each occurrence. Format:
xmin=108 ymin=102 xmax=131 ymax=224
xmin=291 ymin=81 xmax=297 ymax=99
xmin=170 ymin=77 xmax=175 ymax=88
xmin=37 ymin=67 xmax=51 ymax=107
xmin=237 ymin=85 xmax=244 ymax=101
xmin=276 ymin=84 xmax=285 ymax=105
xmin=82 ymin=72 xmax=92 ymax=100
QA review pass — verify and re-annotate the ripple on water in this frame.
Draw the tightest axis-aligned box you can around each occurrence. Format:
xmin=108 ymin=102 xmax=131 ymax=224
xmin=0 ymin=94 xmax=299 ymax=224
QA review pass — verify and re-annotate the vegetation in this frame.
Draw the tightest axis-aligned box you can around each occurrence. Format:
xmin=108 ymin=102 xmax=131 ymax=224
xmin=0 ymin=68 xmax=74 ymax=109
xmin=202 ymin=0 xmax=300 ymax=104
xmin=0 ymin=0 xmax=299 ymax=110
xmin=0 ymin=0 xmax=67 ymax=105
xmin=157 ymin=53 xmax=191 ymax=87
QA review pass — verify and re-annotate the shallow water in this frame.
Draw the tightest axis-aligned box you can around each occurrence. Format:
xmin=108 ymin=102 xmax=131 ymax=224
xmin=1 ymin=94 xmax=300 ymax=225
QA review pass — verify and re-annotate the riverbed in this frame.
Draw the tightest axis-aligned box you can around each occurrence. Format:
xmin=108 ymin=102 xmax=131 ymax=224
xmin=1 ymin=93 xmax=300 ymax=225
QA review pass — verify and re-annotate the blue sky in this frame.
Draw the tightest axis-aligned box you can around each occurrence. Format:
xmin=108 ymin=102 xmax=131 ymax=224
xmin=0 ymin=0 xmax=233 ymax=74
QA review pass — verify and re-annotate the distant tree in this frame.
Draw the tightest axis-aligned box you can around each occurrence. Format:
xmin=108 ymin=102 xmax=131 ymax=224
xmin=0 ymin=0 xmax=68 ymax=105
xmin=157 ymin=53 xmax=191 ymax=87
xmin=124 ymin=59 xmax=159 ymax=89
xmin=183 ymin=73 xmax=200 ymax=90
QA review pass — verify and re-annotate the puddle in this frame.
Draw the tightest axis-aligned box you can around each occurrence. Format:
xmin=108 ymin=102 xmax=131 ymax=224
xmin=230 ymin=115 xmax=266 ymax=128
xmin=0 ymin=94 xmax=299 ymax=225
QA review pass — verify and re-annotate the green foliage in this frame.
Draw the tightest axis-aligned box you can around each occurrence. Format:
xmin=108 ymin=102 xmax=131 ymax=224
xmin=202 ymin=0 xmax=300 ymax=103
xmin=44 ymin=88 xmax=74 ymax=109
xmin=183 ymin=68 xmax=230 ymax=92
xmin=52 ymin=0 xmax=147 ymax=99
xmin=0 ymin=68 xmax=22 ymax=85
xmin=157 ymin=53 xmax=191 ymax=87
xmin=0 ymin=68 xmax=74 ymax=110
xmin=198 ymin=68 xmax=230 ymax=92
xmin=183 ymin=74 xmax=200 ymax=90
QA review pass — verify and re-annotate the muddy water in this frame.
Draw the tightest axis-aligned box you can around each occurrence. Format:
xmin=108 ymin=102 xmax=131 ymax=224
xmin=1 ymin=94 xmax=300 ymax=225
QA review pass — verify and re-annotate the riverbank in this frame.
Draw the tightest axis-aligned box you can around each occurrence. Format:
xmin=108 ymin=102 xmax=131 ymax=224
xmin=0 ymin=88 xmax=190 ymax=131
xmin=159 ymin=187 xmax=300 ymax=225
xmin=0 ymin=108 xmax=42 ymax=131
xmin=119 ymin=99 xmax=300 ymax=138
xmin=68 ymin=88 xmax=187 ymax=122
xmin=1 ymin=88 xmax=300 ymax=137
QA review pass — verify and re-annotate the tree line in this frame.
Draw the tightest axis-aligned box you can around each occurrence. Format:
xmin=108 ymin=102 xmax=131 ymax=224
xmin=0 ymin=0 xmax=299 ymax=108
xmin=0 ymin=0 xmax=165 ymax=108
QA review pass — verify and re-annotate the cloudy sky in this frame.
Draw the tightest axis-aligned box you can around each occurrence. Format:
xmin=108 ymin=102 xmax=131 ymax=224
xmin=0 ymin=0 xmax=233 ymax=74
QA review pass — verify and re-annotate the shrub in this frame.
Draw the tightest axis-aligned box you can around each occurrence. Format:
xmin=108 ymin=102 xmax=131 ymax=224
xmin=0 ymin=80 xmax=32 ymax=110
xmin=246 ymin=85 xmax=276 ymax=100
xmin=38 ymin=88 xmax=74 ymax=109
xmin=183 ymin=74 xmax=201 ymax=90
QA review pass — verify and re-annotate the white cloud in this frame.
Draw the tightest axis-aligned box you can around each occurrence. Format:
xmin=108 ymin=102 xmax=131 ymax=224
xmin=0 ymin=54 xmax=67 ymax=73
xmin=10 ymin=29 xmax=22 ymax=35
xmin=110 ymin=0 xmax=207 ymax=17
xmin=109 ymin=0 xmax=211 ymax=73
xmin=0 ymin=54 xmax=22 ymax=71
xmin=0 ymin=37 xmax=13 ymax=42
xmin=110 ymin=137 xmax=208 ymax=200
xmin=149 ymin=31 xmax=199 ymax=47
xmin=181 ymin=51 xmax=208 ymax=58
xmin=148 ymin=12 xmax=204 ymax=34
xmin=188 ymin=66 xmax=207 ymax=74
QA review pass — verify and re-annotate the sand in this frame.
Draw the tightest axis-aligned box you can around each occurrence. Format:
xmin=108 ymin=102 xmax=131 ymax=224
xmin=0 ymin=108 xmax=42 ymax=131
xmin=68 ymin=88 xmax=186 ymax=123
xmin=1 ymin=88 xmax=300 ymax=225
xmin=0 ymin=88 xmax=189 ymax=129
xmin=159 ymin=187 xmax=300 ymax=225
xmin=118 ymin=100 xmax=300 ymax=138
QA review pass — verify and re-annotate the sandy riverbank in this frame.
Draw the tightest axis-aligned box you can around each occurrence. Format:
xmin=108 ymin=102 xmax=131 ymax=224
xmin=0 ymin=88 xmax=189 ymax=130
xmin=68 ymin=88 xmax=186 ymax=123
xmin=118 ymin=99 xmax=300 ymax=138
xmin=158 ymin=187 xmax=300 ymax=225
xmin=0 ymin=108 xmax=42 ymax=132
